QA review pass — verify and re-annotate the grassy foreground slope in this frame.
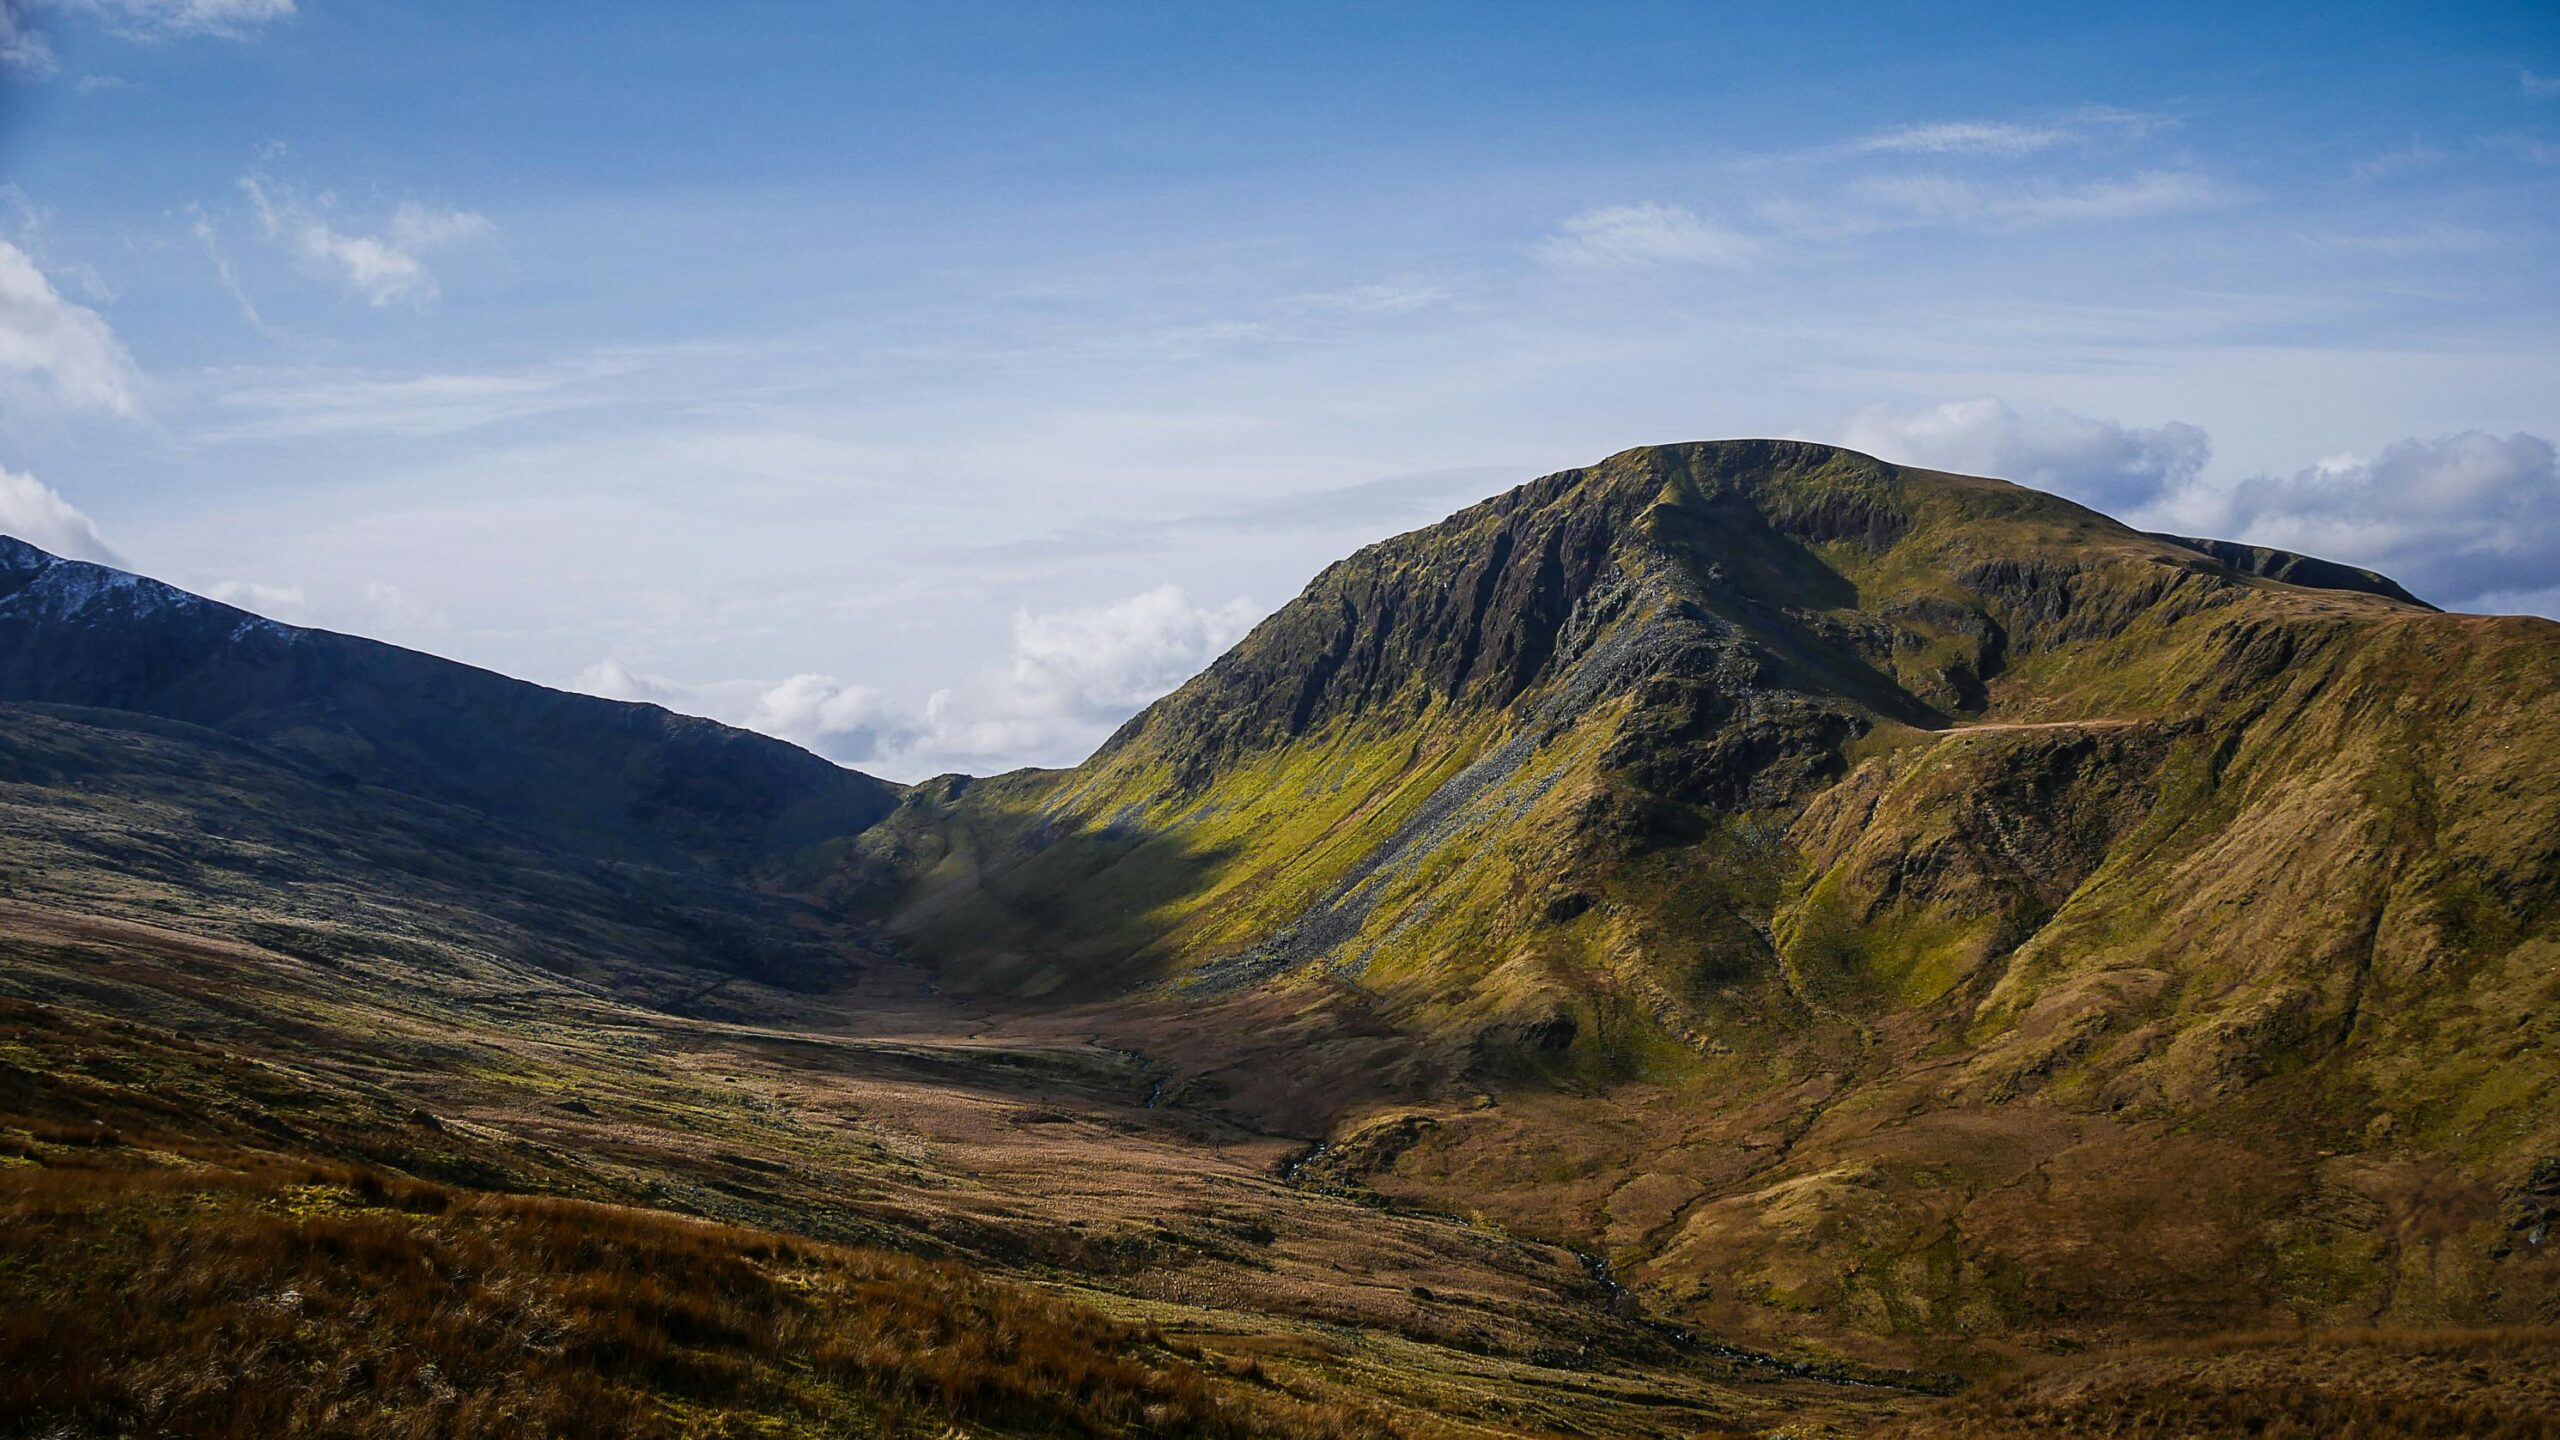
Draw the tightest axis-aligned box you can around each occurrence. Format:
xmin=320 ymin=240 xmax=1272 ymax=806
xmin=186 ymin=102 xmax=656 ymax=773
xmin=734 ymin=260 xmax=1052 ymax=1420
xmin=0 ymin=1156 xmax=1383 ymax=1440
xmin=857 ymin=440 xmax=2560 ymax=1363
xmin=0 ymin=706 xmax=1884 ymax=1437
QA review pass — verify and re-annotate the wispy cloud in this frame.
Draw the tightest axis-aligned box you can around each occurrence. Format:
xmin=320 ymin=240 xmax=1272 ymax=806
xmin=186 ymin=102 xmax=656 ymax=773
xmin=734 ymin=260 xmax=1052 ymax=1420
xmin=2304 ymin=224 xmax=2497 ymax=257
xmin=64 ymin=0 xmax=294 ymax=39
xmin=2524 ymin=70 xmax=2560 ymax=98
xmin=957 ymin=465 xmax=1519 ymax=566
xmin=1840 ymin=107 xmax=2164 ymax=159
xmin=2502 ymin=132 xmax=2559 ymax=165
xmin=1824 ymin=169 xmax=2228 ymax=231
xmin=241 ymin=172 xmax=491 ymax=307
xmin=189 ymin=208 xmax=277 ymax=336
xmin=1 ymin=3 xmax=56 ymax=74
xmin=194 ymin=346 xmax=730 ymax=442
xmin=5 ymin=0 xmax=292 ymax=72
xmin=1536 ymin=202 xmax=1759 ymax=269
xmin=2351 ymin=141 xmax=2445 ymax=181
xmin=1849 ymin=121 xmax=2075 ymax=157
xmin=0 ymin=237 xmax=140 ymax=414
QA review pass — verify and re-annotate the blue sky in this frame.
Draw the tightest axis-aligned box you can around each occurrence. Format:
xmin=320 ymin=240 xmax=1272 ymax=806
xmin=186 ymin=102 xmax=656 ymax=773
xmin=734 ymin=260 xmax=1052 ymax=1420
xmin=1 ymin=1 xmax=2555 ymax=776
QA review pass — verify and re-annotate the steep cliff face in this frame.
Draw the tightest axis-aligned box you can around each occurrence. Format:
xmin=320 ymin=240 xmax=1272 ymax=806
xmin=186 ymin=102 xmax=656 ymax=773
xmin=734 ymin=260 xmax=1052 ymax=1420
xmin=861 ymin=438 xmax=2478 ymax=1019
xmin=857 ymin=440 xmax=2560 ymax=1359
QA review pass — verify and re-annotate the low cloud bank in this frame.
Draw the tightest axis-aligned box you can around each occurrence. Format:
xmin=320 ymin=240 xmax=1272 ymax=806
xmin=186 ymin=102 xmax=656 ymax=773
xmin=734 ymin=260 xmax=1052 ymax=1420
xmin=572 ymin=584 xmax=1261 ymax=779
xmin=1833 ymin=398 xmax=2558 ymax=615
xmin=1839 ymin=397 xmax=2209 ymax=516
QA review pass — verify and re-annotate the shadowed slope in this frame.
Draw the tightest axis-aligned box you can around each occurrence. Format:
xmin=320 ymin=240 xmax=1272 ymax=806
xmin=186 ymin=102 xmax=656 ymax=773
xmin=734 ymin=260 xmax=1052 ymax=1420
xmin=0 ymin=536 xmax=899 ymax=873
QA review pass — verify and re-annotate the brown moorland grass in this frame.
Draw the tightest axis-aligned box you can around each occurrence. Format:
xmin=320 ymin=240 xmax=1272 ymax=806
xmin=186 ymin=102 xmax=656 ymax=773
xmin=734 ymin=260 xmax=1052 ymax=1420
xmin=0 ymin=1151 xmax=1416 ymax=1440
xmin=1867 ymin=1326 xmax=2560 ymax=1440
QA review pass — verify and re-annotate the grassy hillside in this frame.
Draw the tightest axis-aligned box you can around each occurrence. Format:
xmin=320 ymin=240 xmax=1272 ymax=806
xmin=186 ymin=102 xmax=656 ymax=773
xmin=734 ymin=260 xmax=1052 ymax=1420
xmin=0 ymin=1135 xmax=1399 ymax=1439
xmin=854 ymin=440 xmax=2560 ymax=1364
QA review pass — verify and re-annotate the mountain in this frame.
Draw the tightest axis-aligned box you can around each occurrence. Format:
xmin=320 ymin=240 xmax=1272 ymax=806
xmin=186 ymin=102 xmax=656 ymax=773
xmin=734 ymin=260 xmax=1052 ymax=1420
xmin=3 ymin=445 xmax=2556 ymax=1437
xmin=853 ymin=439 xmax=2560 ymax=1362
xmin=0 ymin=535 xmax=906 ymax=999
xmin=0 ymin=535 xmax=899 ymax=873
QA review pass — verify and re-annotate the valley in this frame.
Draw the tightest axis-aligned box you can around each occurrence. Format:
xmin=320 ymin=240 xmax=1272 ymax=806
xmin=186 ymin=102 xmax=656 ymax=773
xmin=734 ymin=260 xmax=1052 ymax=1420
xmin=0 ymin=884 xmax=1908 ymax=1437
xmin=3 ymin=441 xmax=2557 ymax=1437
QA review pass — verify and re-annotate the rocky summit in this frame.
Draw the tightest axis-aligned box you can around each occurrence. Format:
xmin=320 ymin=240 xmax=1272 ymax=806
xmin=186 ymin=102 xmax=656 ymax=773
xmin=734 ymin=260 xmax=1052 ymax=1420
xmin=3 ymin=440 xmax=2556 ymax=1437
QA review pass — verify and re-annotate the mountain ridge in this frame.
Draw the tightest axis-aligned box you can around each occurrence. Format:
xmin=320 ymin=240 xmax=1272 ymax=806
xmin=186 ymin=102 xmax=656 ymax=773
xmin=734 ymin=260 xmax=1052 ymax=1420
xmin=0 ymin=534 xmax=901 ymax=873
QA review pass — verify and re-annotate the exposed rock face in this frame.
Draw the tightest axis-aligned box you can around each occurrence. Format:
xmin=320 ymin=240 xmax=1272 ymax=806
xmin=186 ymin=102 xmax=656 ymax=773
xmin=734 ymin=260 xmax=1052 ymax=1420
xmin=0 ymin=536 xmax=899 ymax=871
xmin=858 ymin=440 xmax=2560 ymax=1359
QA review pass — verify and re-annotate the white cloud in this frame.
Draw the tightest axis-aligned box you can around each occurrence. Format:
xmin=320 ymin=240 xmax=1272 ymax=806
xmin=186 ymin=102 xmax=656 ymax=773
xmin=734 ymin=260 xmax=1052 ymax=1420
xmin=2524 ymin=70 xmax=2560 ymax=98
xmin=4 ymin=0 xmax=291 ymax=66
xmin=1835 ymin=108 xmax=2164 ymax=161
xmin=1838 ymin=169 xmax=2225 ymax=229
xmin=570 ymin=585 xmax=1262 ymax=778
xmin=190 ymin=211 xmax=275 ymax=334
xmin=62 ymin=0 xmax=294 ymax=38
xmin=2307 ymin=224 xmax=2496 ymax=257
xmin=1008 ymin=584 xmax=1258 ymax=719
xmin=1 ymin=6 xmax=57 ymax=73
xmin=2351 ymin=141 xmax=2445 ymax=182
xmin=0 ymin=464 xmax=120 ymax=564
xmin=205 ymin=579 xmax=308 ymax=622
xmin=1536 ymin=203 xmax=1759 ymax=269
xmin=242 ymin=174 xmax=491 ymax=308
xmin=387 ymin=201 xmax=491 ymax=253
xmin=0 ymin=238 xmax=140 ymax=413
xmin=1837 ymin=397 xmax=2211 ymax=516
xmin=1850 ymin=121 xmax=2073 ymax=157
xmin=200 ymin=352 xmax=657 ymax=442
xmin=2199 ymin=432 xmax=2560 ymax=610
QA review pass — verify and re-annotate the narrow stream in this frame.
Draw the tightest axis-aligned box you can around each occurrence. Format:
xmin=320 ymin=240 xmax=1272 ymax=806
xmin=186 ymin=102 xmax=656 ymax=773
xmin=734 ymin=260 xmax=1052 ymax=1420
xmin=1280 ymin=1149 xmax=1928 ymax=1391
xmin=1276 ymin=1139 xmax=1331 ymax=1184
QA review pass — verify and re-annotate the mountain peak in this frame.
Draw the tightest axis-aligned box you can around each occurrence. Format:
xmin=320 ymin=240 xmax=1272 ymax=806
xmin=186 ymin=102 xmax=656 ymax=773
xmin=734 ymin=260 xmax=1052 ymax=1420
xmin=1095 ymin=438 xmax=2278 ymax=786
xmin=868 ymin=438 xmax=2484 ymax=1004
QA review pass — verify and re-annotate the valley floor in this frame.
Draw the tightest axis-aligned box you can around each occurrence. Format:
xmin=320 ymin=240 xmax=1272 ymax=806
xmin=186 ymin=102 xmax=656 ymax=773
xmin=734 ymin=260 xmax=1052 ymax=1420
xmin=0 ymin=897 xmax=1902 ymax=1437
xmin=6 ymin=896 xmax=2555 ymax=1437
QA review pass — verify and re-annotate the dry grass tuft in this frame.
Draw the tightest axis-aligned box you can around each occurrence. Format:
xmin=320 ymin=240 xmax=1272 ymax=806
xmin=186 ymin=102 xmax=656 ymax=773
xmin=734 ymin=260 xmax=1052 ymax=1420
xmin=1870 ymin=1326 xmax=2560 ymax=1439
xmin=0 ymin=1153 xmax=1405 ymax=1439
